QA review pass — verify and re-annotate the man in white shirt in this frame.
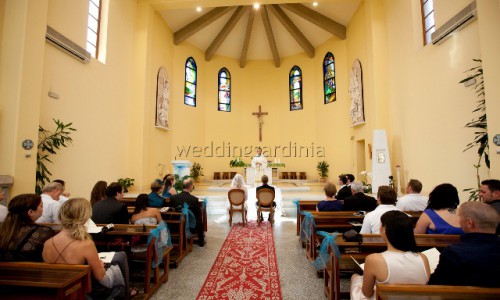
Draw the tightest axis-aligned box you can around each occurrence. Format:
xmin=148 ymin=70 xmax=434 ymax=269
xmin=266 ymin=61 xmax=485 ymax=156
xmin=0 ymin=189 xmax=7 ymax=222
xmin=53 ymin=179 xmax=70 ymax=204
xmin=360 ymin=186 xmax=400 ymax=234
xmin=396 ymin=179 xmax=428 ymax=211
xmin=36 ymin=182 xmax=63 ymax=223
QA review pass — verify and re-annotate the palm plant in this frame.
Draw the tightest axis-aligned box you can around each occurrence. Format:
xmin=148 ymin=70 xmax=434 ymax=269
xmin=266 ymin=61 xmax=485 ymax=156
xmin=460 ymin=59 xmax=489 ymax=201
xmin=36 ymin=119 xmax=76 ymax=194
xmin=317 ymin=161 xmax=329 ymax=179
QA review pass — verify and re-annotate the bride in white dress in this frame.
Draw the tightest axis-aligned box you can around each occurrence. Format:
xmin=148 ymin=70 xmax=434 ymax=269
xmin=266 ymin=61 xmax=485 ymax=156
xmin=228 ymin=174 xmax=248 ymax=224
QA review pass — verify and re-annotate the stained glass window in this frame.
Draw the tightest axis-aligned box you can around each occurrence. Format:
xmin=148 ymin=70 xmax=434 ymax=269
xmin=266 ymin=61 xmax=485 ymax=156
xmin=323 ymin=52 xmax=336 ymax=104
xmin=289 ymin=66 xmax=303 ymax=111
xmin=218 ymin=68 xmax=231 ymax=112
xmin=184 ymin=57 xmax=197 ymax=107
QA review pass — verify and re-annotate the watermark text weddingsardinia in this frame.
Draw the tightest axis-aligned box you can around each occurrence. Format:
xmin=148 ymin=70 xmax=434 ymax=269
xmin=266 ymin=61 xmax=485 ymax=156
xmin=175 ymin=142 xmax=326 ymax=159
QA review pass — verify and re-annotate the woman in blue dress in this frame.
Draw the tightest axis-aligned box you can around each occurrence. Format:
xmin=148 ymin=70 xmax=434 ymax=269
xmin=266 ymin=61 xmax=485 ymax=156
xmin=414 ymin=183 xmax=463 ymax=235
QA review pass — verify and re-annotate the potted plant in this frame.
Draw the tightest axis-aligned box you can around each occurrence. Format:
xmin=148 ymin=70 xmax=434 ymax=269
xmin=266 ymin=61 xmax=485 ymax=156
xmin=173 ymin=174 xmax=191 ymax=193
xmin=36 ymin=119 xmax=76 ymax=195
xmin=117 ymin=177 xmax=135 ymax=193
xmin=317 ymin=161 xmax=329 ymax=182
xmin=190 ymin=162 xmax=204 ymax=182
xmin=229 ymin=157 xmax=248 ymax=168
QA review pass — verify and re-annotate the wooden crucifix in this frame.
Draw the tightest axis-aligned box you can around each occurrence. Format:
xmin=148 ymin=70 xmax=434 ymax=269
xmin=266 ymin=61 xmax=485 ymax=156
xmin=252 ymin=105 xmax=268 ymax=142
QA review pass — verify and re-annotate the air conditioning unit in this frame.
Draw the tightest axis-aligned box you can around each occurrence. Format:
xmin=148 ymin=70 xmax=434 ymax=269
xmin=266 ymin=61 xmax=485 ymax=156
xmin=45 ymin=26 xmax=91 ymax=63
xmin=431 ymin=1 xmax=477 ymax=45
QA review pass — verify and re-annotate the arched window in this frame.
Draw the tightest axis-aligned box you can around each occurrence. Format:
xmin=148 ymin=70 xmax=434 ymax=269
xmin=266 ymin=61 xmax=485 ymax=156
xmin=218 ymin=68 xmax=231 ymax=112
xmin=289 ymin=66 xmax=303 ymax=111
xmin=184 ymin=57 xmax=197 ymax=106
xmin=323 ymin=52 xmax=336 ymax=104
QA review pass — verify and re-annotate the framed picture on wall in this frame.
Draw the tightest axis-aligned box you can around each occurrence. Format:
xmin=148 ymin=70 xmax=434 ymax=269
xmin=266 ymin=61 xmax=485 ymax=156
xmin=155 ymin=66 xmax=170 ymax=130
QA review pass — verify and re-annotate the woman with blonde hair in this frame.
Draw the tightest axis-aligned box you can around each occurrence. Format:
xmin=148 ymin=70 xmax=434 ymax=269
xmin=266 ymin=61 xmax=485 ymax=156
xmin=43 ymin=198 xmax=135 ymax=298
xmin=149 ymin=179 xmax=166 ymax=207
xmin=0 ymin=194 xmax=54 ymax=261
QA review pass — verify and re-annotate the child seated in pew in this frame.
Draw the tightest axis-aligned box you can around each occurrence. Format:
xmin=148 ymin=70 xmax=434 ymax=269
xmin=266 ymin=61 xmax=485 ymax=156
xmin=350 ymin=210 xmax=431 ymax=300
xmin=42 ymin=198 xmax=138 ymax=298
xmin=0 ymin=194 xmax=54 ymax=262
xmin=316 ymin=182 xmax=343 ymax=211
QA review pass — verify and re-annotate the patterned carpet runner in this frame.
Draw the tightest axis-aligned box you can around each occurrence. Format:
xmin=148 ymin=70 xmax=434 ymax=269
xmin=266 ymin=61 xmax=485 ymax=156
xmin=197 ymin=221 xmax=282 ymax=300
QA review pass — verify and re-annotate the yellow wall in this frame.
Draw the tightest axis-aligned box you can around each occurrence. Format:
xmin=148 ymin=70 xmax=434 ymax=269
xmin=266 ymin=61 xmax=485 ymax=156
xmin=1 ymin=0 xmax=498 ymax=201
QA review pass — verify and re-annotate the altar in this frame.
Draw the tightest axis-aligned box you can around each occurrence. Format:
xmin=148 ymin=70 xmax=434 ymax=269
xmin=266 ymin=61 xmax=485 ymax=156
xmin=245 ymin=167 xmax=272 ymax=186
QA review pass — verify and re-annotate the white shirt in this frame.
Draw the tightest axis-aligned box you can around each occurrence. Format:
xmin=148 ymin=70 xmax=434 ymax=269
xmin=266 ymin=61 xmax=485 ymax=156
xmin=360 ymin=204 xmax=400 ymax=234
xmin=0 ymin=204 xmax=7 ymax=222
xmin=396 ymin=194 xmax=428 ymax=211
xmin=58 ymin=195 xmax=69 ymax=205
xmin=36 ymin=194 xmax=61 ymax=223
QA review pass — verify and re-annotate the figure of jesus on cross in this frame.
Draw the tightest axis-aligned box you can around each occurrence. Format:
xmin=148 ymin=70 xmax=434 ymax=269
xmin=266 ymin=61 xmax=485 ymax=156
xmin=252 ymin=105 xmax=268 ymax=142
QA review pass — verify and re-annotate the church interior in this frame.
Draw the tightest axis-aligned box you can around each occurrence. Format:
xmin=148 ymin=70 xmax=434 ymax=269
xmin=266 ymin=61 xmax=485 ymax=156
xmin=1 ymin=0 xmax=500 ymax=298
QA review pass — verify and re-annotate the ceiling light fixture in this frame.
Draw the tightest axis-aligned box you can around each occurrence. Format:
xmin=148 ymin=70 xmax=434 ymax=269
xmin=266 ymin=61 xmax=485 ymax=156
xmin=253 ymin=3 xmax=260 ymax=10
xmin=196 ymin=6 xmax=202 ymax=12
xmin=313 ymin=2 xmax=319 ymax=7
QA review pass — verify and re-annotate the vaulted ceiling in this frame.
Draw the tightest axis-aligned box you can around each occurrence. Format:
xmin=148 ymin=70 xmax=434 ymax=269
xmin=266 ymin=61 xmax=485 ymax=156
xmin=154 ymin=0 xmax=361 ymax=67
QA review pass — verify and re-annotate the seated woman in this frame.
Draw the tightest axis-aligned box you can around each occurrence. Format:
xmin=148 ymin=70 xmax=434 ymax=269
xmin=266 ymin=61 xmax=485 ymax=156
xmin=42 ymin=198 xmax=136 ymax=298
xmin=131 ymin=194 xmax=163 ymax=225
xmin=350 ymin=211 xmax=431 ymax=299
xmin=90 ymin=180 xmax=107 ymax=207
xmin=317 ymin=182 xmax=343 ymax=211
xmin=414 ymin=183 xmax=464 ymax=235
xmin=162 ymin=174 xmax=177 ymax=199
xmin=148 ymin=179 xmax=166 ymax=207
xmin=0 ymin=194 xmax=54 ymax=261
xmin=228 ymin=174 xmax=248 ymax=223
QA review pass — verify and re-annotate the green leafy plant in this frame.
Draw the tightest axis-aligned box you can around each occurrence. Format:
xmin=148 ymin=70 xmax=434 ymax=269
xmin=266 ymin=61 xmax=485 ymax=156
xmin=268 ymin=162 xmax=286 ymax=168
xmin=190 ymin=162 xmax=204 ymax=182
xmin=117 ymin=178 xmax=135 ymax=193
xmin=316 ymin=161 xmax=329 ymax=179
xmin=36 ymin=119 xmax=76 ymax=195
xmin=229 ymin=157 xmax=250 ymax=168
xmin=173 ymin=174 xmax=191 ymax=193
xmin=460 ymin=59 xmax=489 ymax=201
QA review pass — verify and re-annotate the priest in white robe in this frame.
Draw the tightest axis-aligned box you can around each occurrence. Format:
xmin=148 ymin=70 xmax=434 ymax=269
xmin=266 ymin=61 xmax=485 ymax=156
xmin=251 ymin=147 xmax=267 ymax=182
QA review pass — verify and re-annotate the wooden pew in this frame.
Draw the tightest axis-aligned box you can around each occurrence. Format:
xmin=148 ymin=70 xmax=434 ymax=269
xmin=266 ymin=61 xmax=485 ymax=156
xmin=0 ymin=262 xmax=91 ymax=300
xmin=323 ymin=234 xmax=461 ymax=300
xmin=96 ymin=224 xmax=173 ymax=298
xmin=376 ymin=283 xmax=500 ymax=300
xmin=123 ymin=197 xmax=208 ymax=232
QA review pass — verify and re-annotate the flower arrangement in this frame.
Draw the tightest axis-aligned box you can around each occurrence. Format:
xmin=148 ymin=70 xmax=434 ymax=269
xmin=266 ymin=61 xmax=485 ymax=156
xmin=229 ymin=157 xmax=250 ymax=168
xmin=359 ymin=171 xmax=372 ymax=194
xmin=268 ymin=162 xmax=286 ymax=168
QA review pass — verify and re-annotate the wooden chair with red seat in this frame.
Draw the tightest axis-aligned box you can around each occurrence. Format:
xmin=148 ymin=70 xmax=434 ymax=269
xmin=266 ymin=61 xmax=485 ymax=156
xmin=228 ymin=189 xmax=247 ymax=226
xmin=256 ymin=188 xmax=276 ymax=226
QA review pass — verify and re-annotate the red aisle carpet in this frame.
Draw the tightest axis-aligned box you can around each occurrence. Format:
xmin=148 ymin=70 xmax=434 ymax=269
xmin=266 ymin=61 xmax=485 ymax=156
xmin=197 ymin=221 xmax=282 ymax=300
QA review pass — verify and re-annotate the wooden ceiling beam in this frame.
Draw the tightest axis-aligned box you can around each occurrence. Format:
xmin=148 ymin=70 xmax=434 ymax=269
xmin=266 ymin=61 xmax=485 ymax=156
xmin=261 ymin=6 xmax=280 ymax=68
xmin=240 ymin=8 xmax=255 ymax=68
xmin=268 ymin=4 xmax=314 ymax=58
xmin=282 ymin=3 xmax=346 ymax=40
xmin=174 ymin=6 xmax=233 ymax=45
xmin=205 ymin=6 xmax=246 ymax=61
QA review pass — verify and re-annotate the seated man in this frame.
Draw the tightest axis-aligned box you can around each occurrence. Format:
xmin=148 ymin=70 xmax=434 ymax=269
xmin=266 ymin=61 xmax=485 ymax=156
xmin=396 ymin=179 xmax=428 ymax=211
xmin=335 ymin=174 xmax=352 ymax=200
xmin=360 ymin=186 xmax=400 ymax=234
xmin=343 ymin=181 xmax=377 ymax=212
xmin=53 ymin=179 xmax=70 ymax=205
xmin=92 ymin=182 xmax=129 ymax=224
xmin=479 ymin=179 xmax=500 ymax=214
xmin=429 ymin=201 xmax=500 ymax=287
xmin=36 ymin=182 xmax=63 ymax=224
xmin=256 ymin=175 xmax=276 ymax=221
xmin=170 ymin=179 xmax=205 ymax=247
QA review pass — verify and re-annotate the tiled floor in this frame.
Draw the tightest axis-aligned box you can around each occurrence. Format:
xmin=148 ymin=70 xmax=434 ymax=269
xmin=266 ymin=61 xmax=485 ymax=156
xmin=151 ymin=215 xmax=328 ymax=299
